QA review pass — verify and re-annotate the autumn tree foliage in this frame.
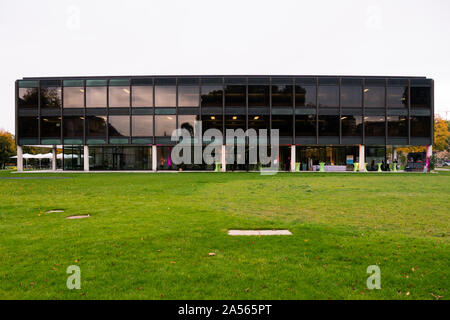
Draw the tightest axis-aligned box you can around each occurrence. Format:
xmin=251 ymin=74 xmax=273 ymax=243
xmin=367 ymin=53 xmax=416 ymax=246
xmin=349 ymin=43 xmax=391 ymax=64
xmin=0 ymin=130 xmax=16 ymax=168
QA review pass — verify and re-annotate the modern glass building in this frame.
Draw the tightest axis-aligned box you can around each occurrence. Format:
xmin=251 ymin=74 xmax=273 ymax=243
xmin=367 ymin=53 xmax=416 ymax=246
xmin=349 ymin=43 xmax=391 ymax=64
xmin=15 ymin=75 xmax=434 ymax=172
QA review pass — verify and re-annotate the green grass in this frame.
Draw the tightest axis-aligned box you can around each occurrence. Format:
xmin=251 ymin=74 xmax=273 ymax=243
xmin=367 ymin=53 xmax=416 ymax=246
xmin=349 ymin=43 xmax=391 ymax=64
xmin=0 ymin=171 xmax=449 ymax=300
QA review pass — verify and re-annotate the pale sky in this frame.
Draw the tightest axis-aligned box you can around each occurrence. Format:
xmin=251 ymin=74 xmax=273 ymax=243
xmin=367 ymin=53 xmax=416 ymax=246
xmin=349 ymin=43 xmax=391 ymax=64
xmin=1 ymin=0 xmax=449 ymax=133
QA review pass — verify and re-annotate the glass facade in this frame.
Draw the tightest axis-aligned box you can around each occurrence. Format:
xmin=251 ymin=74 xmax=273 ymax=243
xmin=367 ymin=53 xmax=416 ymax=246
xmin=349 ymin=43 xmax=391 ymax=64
xmin=15 ymin=76 xmax=433 ymax=170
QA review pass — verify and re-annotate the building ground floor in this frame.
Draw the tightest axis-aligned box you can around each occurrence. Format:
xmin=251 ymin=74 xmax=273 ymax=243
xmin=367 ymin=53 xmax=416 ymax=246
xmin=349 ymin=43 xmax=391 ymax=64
xmin=15 ymin=144 xmax=434 ymax=173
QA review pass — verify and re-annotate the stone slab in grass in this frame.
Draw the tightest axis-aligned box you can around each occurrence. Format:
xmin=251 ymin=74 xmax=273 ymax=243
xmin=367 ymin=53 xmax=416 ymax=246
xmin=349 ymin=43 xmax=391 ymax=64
xmin=46 ymin=210 xmax=64 ymax=213
xmin=228 ymin=230 xmax=292 ymax=236
xmin=66 ymin=215 xmax=90 ymax=220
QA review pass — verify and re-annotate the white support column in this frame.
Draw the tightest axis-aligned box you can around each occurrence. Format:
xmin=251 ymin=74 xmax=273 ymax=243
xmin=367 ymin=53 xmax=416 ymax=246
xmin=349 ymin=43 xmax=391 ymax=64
xmin=393 ymin=147 xmax=397 ymax=162
xmin=17 ymin=145 xmax=23 ymax=172
xmin=51 ymin=146 xmax=57 ymax=171
xmin=152 ymin=145 xmax=157 ymax=172
xmin=221 ymin=144 xmax=226 ymax=172
xmin=290 ymin=145 xmax=296 ymax=172
xmin=359 ymin=144 xmax=365 ymax=172
xmin=83 ymin=145 xmax=89 ymax=172
xmin=426 ymin=145 xmax=433 ymax=172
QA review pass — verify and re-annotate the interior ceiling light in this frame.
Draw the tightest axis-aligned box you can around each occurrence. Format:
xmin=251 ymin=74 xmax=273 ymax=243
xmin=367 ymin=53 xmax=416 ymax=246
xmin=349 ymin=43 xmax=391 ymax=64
xmin=364 ymin=88 xmax=369 ymax=93
xmin=232 ymin=116 xmax=237 ymax=120
xmin=123 ymin=88 xmax=130 ymax=94
xmin=211 ymin=116 xmax=215 ymax=120
xmin=254 ymin=116 xmax=259 ymax=120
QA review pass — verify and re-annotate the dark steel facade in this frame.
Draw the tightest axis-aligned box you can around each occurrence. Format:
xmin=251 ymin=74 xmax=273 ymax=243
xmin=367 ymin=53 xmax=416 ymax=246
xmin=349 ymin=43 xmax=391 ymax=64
xmin=15 ymin=75 xmax=434 ymax=148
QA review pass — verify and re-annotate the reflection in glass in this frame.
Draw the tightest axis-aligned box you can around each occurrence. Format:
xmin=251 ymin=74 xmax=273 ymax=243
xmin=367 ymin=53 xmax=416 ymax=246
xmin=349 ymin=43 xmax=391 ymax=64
xmin=318 ymin=86 xmax=338 ymax=108
xmin=132 ymin=116 xmax=153 ymax=137
xmin=364 ymin=87 xmax=385 ymax=108
xmin=63 ymin=116 xmax=84 ymax=137
xmin=410 ymin=116 xmax=431 ymax=137
xmin=132 ymin=86 xmax=153 ymax=107
xmin=178 ymin=115 xmax=198 ymax=136
xmin=341 ymin=115 xmax=362 ymax=136
xmin=86 ymin=116 xmax=107 ymax=136
xmin=86 ymin=87 xmax=107 ymax=108
xmin=178 ymin=86 xmax=199 ymax=107
xmin=272 ymin=85 xmax=293 ymax=107
xmin=19 ymin=117 xmax=38 ymax=138
xmin=341 ymin=86 xmax=362 ymax=108
xmin=18 ymin=88 xmax=38 ymax=109
xmin=201 ymin=85 xmax=223 ymax=107
xmin=64 ymin=87 xmax=84 ymax=108
xmin=155 ymin=115 xmax=176 ymax=136
xmin=90 ymin=146 xmax=152 ymax=170
xmin=295 ymin=115 xmax=316 ymax=136
xmin=109 ymin=86 xmax=130 ymax=107
xmin=410 ymin=87 xmax=430 ymax=109
xmin=365 ymin=116 xmax=385 ymax=136
xmin=108 ymin=116 xmax=130 ymax=137
xmin=41 ymin=87 xmax=62 ymax=109
xmin=272 ymin=115 xmax=293 ymax=136
xmin=155 ymin=86 xmax=176 ymax=107
xmin=388 ymin=116 xmax=407 ymax=137
xmin=318 ymin=115 xmax=339 ymax=136
xmin=387 ymin=86 xmax=408 ymax=108
xmin=248 ymin=85 xmax=269 ymax=107
xmin=225 ymin=85 xmax=246 ymax=107
xmin=295 ymin=85 xmax=316 ymax=107
xmin=41 ymin=117 xmax=61 ymax=138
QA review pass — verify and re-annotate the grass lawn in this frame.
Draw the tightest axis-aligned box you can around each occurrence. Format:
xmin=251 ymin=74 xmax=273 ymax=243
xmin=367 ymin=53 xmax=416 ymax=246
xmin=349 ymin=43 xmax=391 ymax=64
xmin=0 ymin=170 xmax=448 ymax=300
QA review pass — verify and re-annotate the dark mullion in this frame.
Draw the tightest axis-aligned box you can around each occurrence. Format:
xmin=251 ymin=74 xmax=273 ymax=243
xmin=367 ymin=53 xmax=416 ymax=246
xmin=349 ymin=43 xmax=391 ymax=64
xmin=152 ymin=77 xmax=155 ymax=145
xmin=176 ymin=77 xmax=179 ymax=134
xmin=15 ymin=81 xmax=18 ymax=146
xmin=292 ymin=77 xmax=295 ymax=144
xmin=198 ymin=78 xmax=202 ymax=123
xmin=60 ymin=79 xmax=64 ymax=169
xmin=105 ymin=81 xmax=108 ymax=145
xmin=362 ymin=78 xmax=365 ymax=146
xmin=338 ymin=77 xmax=342 ymax=145
xmin=407 ymin=79 xmax=411 ymax=145
xmin=222 ymin=77 xmax=225 ymax=142
xmin=269 ymin=77 xmax=272 ymax=136
xmin=315 ymin=77 xmax=319 ymax=145
xmin=245 ymin=77 xmax=249 ymax=172
xmin=430 ymin=79 xmax=435 ymax=145
xmin=129 ymin=78 xmax=132 ymax=143
xmin=38 ymin=80 xmax=41 ymax=144
xmin=385 ymin=78 xmax=388 ymax=147
xmin=83 ymin=80 xmax=86 ymax=145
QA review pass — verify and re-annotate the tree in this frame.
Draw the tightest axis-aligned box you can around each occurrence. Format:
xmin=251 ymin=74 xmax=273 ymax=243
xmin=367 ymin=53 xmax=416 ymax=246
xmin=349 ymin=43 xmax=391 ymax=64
xmin=397 ymin=116 xmax=450 ymax=154
xmin=0 ymin=130 xmax=16 ymax=169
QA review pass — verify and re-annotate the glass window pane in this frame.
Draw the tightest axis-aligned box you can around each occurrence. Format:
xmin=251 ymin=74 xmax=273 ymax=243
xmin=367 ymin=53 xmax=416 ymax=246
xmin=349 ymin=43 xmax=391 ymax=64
xmin=248 ymin=115 xmax=269 ymax=132
xmin=272 ymin=85 xmax=293 ymax=107
xmin=295 ymin=85 xmax=316 ymax=107
xmin=19 ymin=117 xmax=38 ymax=138
xmin=387 ymin=86 xmax=408 ymax=108
xmin=132 ymin=116 xmax=153 ymax=137
xmin=410 ymin=116 xmax=431 ymax=137
xmin=86 ymin=87 xmax=106 ymax=108
xmin=248 ymin=85 xmax=269 ymax=107
xmin=364 ymin=86 xmax=385 ymax=108
xmin=132 ymin=86 xmax=153 ymax=107
xmin=341 ymin=86 xmax=362 ymax=108
xmin=295 ymin=114 xmax=316 ymax=136
xmin=63 ymin=116 xmax=84 ymax=137
xmin=387 ymin=116 xmax=407 ymax=137
xmin=178 ymin=115 xmax=199 ymax=136
xmin=41 ymin=87 xmax=62 ymax=109
xmin=272 ymin=115 xmax=293 ymax=136
xmin=225 ymin=85 xmax=246 ymax=107
xmin=341 ymin=115 xmax=362 ymax=136
xmin=87 ymin=116 xmax=107 ymax=136
xmin=201 ymin=85 xmax=223 ymax=107
xmin=18 ymin=88 xmax=38 ymax=109
xmin=178 ymin=86 xmax=199 ymax=107
xmin=108 ymin=116 xmax=130 ymax=137
xmin=109 ymin=86 xmax=130 ymax=107
xmin=365 ymin=116 xmax=385 ymax=136
xmin=155 ymin=86 xmax=176 ymax=107
xmin=41 ymin=117 xmax=61 ymax=138
xmin=410 ymin=87 xmax=430 ymax=108
xmin=155 ymin=115 xmax=176 ymax=136
xmin=318 ymin=115 xmax=339 ymax=136
xmin=318 ymin=86 xmax=338 ymax=108
xmin=64 ymin=87 xmax=84 ymax=108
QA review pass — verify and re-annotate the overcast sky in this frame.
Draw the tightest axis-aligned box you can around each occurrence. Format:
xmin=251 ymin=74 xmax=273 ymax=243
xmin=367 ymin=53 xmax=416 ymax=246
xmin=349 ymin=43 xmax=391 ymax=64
xmin=1 ymin=0 xmax=449 ymax=133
